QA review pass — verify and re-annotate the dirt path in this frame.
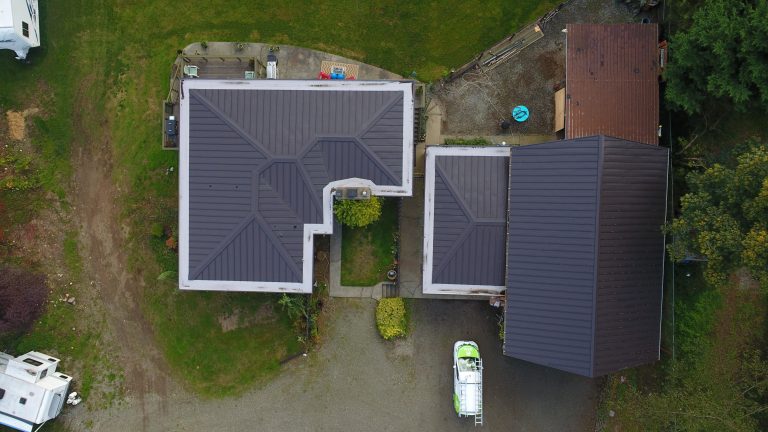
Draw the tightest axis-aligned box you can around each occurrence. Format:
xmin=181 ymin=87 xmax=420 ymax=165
xmin=69 ymin=80 xmax=175 ymax=426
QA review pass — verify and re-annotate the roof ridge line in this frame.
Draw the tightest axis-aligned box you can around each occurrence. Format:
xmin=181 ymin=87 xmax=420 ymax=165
xmin=431 ymin=163 xmax=476 ymax=279
xmin=251 ymin=211 xmax=303 ymax=280
xmin=589 ymin=135 xmax=605 ymax=377
xmin=258 ymin=160 xmax=323 ymax=221
xmin=357 ymin=92 xmax=403 ymax=138
xmin=191 ymin=91 xmax=274 ymax=159
xmin=190 ymin=215 xmax=256 ymax=280
xmin=434 ymin=162 xmax=475 ymax=220
xmin=350 ymin=137 xmax=400 ymax=185
xmin=433 ymin=224 xmax=475 ymax=280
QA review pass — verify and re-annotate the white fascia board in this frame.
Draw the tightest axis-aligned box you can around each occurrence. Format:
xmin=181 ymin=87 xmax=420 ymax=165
xmin=422 ymin=145 xmax=510 ymax=296
xmin=424 ymin=283 xmax=505 ymax=296
xmin=179 ymin=79 xmax=413 ymax=293
xmin=0 ymin=413 xmax=33 ymax=432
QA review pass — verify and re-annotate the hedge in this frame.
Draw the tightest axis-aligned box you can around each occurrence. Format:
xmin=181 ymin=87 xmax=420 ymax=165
xmin=375 ymin=298 xmax=408 ymax=340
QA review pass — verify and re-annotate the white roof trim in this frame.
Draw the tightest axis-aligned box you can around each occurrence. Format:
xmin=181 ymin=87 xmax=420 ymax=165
xmin=179 ymin=79 xmax=413 ymax=293
xmin=422 ymin=145 xmax=510 ymax=296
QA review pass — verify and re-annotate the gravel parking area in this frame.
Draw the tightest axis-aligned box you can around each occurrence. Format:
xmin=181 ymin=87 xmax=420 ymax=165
xmin=435 ymin=0 xmax=637 ymax=136
xmin=80 ymin=299 xmax=596 ymax=431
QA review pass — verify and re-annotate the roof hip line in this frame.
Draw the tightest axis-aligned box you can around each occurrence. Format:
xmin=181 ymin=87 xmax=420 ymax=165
xmin=191 ymin=91 xmax=274 ymax=158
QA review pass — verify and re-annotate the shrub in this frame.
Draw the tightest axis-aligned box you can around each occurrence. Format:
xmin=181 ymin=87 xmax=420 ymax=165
xmin=0 ymin=266 xmax=48 ymax=335
xmin=375 ymin=298 xmax=407 ymax=340
xmin=334 ymin=196 xmax=382 ymax=228
xmin=443 ymin=137 xmax=491 ymax=146
xmin=0 ymin=150 xmax=38 ymax=191
xmin=150 ymin=222 xmax=165 ymax=238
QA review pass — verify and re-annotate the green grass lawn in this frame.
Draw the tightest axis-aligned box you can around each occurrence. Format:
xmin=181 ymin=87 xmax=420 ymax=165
xmin=0 ymin=0 xmax=558 ymax=398
xmin=145 ymin=287 xmax=302 ymax=396
xmin=341 ymin=198 xmax=399 ymax=286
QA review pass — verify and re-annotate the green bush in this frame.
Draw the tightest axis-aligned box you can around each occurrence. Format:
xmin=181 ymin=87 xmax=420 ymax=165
xmin=0 ymin=150 xmax=38 ymax=191
xmin=375 ymin=298 xmax=407 ymax=340
xmin=443 ymin=137 xmax=491 ymax=146
xmin=150 ymin=222 xmax=165 ymax=238
xmin=334 ymin=196 xmax=382 ymax=228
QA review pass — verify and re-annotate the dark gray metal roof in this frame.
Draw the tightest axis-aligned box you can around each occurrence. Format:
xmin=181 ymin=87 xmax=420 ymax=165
xmin=187 ymin=87 xmax=405 ymax=283
xmin=592 ymin=136 xmax=668 ymax=375
xmin=503 ymin=136 xmax=668 ymax=377
xmin=432 ymin=154 xmax=509 ymax=286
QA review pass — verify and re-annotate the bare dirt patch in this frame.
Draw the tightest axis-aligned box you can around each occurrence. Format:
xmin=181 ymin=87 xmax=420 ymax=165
xmin=68 ymin=73 xmax=175 ymax=427
xmin=5 ymin=108 xmax=40 ymax=141
xmin=434 ymin=0 xmax=636 ymax=136
xmin=218 ymin=303 xmax=277 ymax=332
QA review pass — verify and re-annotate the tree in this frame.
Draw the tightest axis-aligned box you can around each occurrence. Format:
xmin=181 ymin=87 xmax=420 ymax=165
xmin=333 ymin=196 xmax=382 ymax=228
xmin=665 ymin=0 xmax=768 ymax=114
xmin=0 ymin=266 xmax=48 ymax=335
xmin=667 ymin=140 xmax=768 ymax=286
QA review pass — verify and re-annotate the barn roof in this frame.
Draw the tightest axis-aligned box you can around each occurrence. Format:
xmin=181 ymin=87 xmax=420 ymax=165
xmin=565 ymin=23 xmax=659 ymax=145
xmin=503 ymin=136 xmax=669 ymax=377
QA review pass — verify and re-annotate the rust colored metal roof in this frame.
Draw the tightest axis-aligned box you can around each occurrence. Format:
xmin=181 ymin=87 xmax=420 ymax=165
xmin=566 ymin=24 xmax=659 ymax=145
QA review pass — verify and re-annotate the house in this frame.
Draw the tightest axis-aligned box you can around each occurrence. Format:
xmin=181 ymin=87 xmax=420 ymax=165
xmin=562 ymin=23 xmax=659 ymax=145
xmin=423 ymin=137 xmax=669 ymax=377
xmin=0 ymin=351 xmax=72 ymax=432
xmin=0 ymin=0 xmax=39 ymax=60
xmin=179 ymin=79 xmax=414 ymax=293
xmin=422 ymin=145 xmax=510 ymax=296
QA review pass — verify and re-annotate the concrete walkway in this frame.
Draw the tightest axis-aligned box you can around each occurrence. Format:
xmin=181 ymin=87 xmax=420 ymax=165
xmin=181 ymin=42 xmax=403 ymax=80
xmin=425 ymin=99 xmax=444 ymax=146
xmin=398 ymin=178 xmax=424 ymax=298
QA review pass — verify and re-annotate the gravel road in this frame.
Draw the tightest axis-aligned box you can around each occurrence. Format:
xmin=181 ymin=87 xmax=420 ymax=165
xmin=77 ymin=298 xmax=596 ymax=432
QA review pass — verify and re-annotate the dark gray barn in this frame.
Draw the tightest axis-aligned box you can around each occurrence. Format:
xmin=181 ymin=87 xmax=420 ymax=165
xmin=503 ymin=136 xmax=669 ymax=377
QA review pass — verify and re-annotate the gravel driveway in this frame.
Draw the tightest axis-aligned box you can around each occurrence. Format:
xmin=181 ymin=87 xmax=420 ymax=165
xmin=80 ymin=298 xmax=596 ymax=431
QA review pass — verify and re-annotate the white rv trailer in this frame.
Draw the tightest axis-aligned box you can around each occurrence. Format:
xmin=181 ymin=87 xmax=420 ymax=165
xmin=0 ymin=351 xmax=72 ymax=432
xmin=0 ymin=0 xmax=39 ymax=60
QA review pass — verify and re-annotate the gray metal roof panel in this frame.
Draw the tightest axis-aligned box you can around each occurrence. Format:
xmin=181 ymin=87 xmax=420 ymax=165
xmin=187 ymin=86 xmax=407 ymax=283
xmin=503 ymin=136 xmax=668 ymax=377
xmin=504 ymin=137 xmax=601 ymax=377
xmin=431 ymin=154 xmax=509 ymax=286
xmin=593 ymin=137 xmax=668 ymax=376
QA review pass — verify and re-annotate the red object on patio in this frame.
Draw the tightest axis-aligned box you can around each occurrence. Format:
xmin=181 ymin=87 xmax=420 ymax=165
xmin=318 ymin=71 xmax=331 ymax=80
